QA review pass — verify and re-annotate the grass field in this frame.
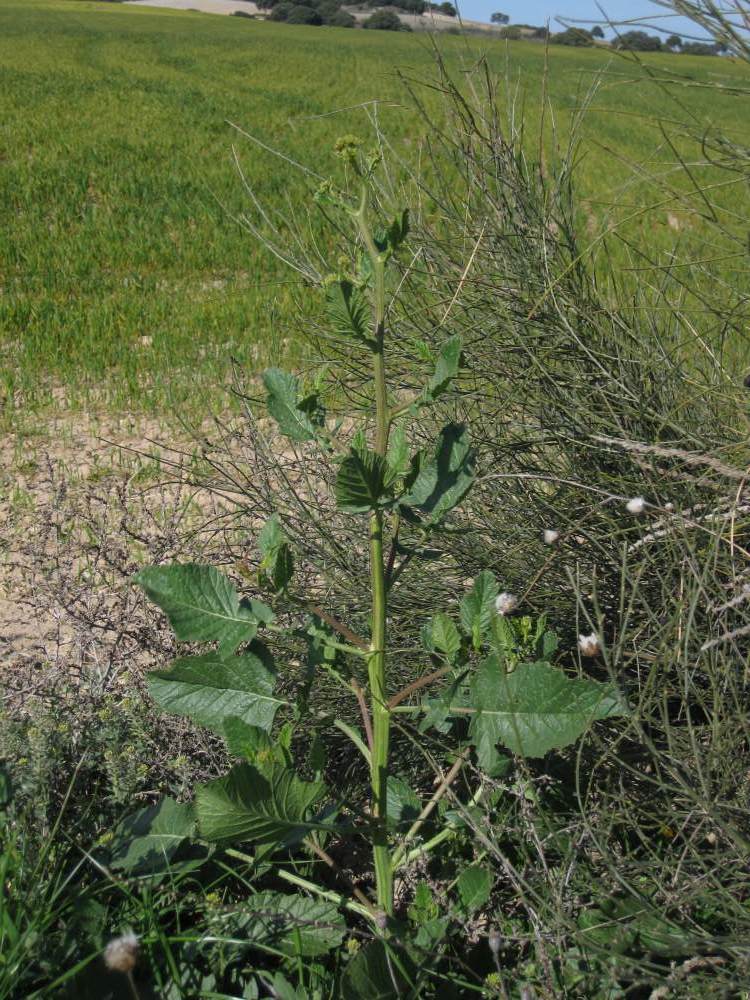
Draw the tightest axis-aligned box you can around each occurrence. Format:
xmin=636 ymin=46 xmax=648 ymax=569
xmin=1 ymin=0 xmax=748 ymax=422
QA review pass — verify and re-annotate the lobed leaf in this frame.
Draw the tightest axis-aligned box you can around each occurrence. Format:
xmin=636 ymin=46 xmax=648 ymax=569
xmin=470 ymin=656 xmax=628 ymax=763
xmin=109 ymin=797 xmax=196 ymax=875
xmin=385 ymin=423 xmax=410 ymax=484
xmin=135 ymin=563 xmax=263 ymax=654
xmin=342 ymin=939 xmax=415 ymax=999
xmin=386 ymin=776 xmax=421 ymax=829
xmin=421 ymin=612 xmax=461 ymax=663
xmin=457 ymin=865 xmax=493 ymax=912
xmin=196 ymin=762 xmax=325 ymax=848
xmin=219 ymin=891 xmax=346 ymax=958
xmin=148 ymin=651 xmax=284 ymax=735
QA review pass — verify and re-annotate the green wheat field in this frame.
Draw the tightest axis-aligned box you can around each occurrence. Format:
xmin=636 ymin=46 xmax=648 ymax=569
xmin=1 ymin=0 xmax=748 ymax=421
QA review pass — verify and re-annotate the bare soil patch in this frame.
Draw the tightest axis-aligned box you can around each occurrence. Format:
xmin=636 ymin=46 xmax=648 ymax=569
xmin=1 ymin=408 xmax=230 ymax=709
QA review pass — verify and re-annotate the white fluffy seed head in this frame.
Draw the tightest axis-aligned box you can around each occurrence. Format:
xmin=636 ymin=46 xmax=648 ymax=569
xmin=542 ymin=529 xmax=560 ymax=545
xmin=488 ymin=927 xmax=502 ymax=955
xmin=578 ymin=632 xmax=601 ymax=658
xmin=495 ymin=592 xmax=518 ymax=616
xmin=626 ymin=496 xmax=646 ymax=515
xmin=104 ymin=933 xmax=139 ymax=974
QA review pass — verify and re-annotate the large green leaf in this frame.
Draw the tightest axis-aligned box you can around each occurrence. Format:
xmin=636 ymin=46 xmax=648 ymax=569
xmin=335 ymin=448 xmax=389 ymax=513
xmin=470 ymin=657 xmax=628 ymax=763
xmin=459 ymin=570 xmax=499 ymax=650
xmin=326 ymin=279 xmax=371 ymax=344
xmin=399 ymin=423 xmax=476 ymax=524
xmin=219 ymin=891 xmax=345 ymax=958
xmin=196 ymin=762 xmax=325 ymax=848
xmin=262 ymin=368 xmax=318 ymax=442
xmin=148 ymin=652 xmax=283 ymax=734
xmin=109 ymin=797 xmax=196 ymax=875
xmin=135 ymin=564 xmax=262 ymax=655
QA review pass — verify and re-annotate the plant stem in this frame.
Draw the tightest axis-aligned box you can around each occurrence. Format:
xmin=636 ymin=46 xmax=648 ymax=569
xmin=368 ymin=509 xmax=392 ymax=915
xmin=357 ymin=192 xmax=393 ymax=916
xmin=275 ymin=868 xmax=373 ymax=920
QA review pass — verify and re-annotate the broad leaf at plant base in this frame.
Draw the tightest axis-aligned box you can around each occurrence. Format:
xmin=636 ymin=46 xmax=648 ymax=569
xmin=148 ymin=651 xmax=284 ymax=735
xmin=196 ymin=761 xmax=325 ymax=849
xmin=216 ymin=892 xmax=346 ymax=958
xmin=223 ymin=717 xmax=291 ymax=767
xmin=108 ymin=796 xmax=196 ymax=875
xmin=470 ymin=656 xmax=628 ymax=764
xmin=135 ymin=563 xmax=268 ymax=655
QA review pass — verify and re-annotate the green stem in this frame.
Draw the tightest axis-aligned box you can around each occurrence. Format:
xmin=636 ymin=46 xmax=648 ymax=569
xmin=356 ymin=191 xmax=393 ymax=916
xmin=275 ymin=868 xmax=374 ymax=920
xmin=368 ymin=509 xmax=391 ymax=914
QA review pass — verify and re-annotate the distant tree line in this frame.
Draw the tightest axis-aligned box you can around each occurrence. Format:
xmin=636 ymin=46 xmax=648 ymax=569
xmin=550 ymin=24 xmax=726 ymax=54
xmin=249 ymin=1 xmax=729 ymax=44
xmin=255 ymin=0 xmax=355 ymax=27
xmin=254 ymin=0 xmax=438 ymax=28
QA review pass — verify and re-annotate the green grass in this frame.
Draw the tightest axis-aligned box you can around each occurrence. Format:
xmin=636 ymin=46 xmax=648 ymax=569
xmin=1 ymin=0 xmax=748 ymax=421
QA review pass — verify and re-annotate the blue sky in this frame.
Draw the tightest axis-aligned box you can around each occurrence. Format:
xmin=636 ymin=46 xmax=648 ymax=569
xmin=460 ymin=0 xmax=704 ymax=37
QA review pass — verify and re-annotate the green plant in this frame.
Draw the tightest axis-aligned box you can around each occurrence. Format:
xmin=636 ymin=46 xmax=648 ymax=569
xmin=131 ymin=145 xmax=628 ymax=952
xmin=284 ymin=5 xmax=323 ymax=24
xmin=363 ymin=9 xmax=409 ymax=30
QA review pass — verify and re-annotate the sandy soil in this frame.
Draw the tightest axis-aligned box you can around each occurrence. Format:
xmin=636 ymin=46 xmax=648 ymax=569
xmin=1 ymin=409 xmax=227 ymax=693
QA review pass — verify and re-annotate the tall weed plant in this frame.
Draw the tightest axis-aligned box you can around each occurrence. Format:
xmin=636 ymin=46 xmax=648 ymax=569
xmin=3 ymin=3 xmax=750 ymax=996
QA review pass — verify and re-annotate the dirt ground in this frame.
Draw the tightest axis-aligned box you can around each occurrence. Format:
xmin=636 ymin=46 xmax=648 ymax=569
xmin=1 ymin=408 xmax=231 ymax=704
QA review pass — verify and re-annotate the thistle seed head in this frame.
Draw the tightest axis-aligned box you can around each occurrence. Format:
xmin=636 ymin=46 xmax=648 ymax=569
xmin=495 ymin=592 xmax=518 ymax=616
xmin=487 ymin=927 xmax=502 ymax=955
xmin=626 ymin=496 xmax=646 ymax=514
xmin=104 ymin=932 xmax=139 ymax=974
xmin=578 ymin=632 xmax=601 ymax=658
